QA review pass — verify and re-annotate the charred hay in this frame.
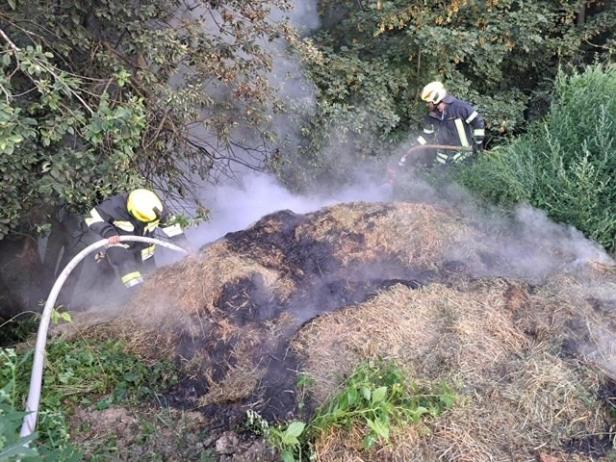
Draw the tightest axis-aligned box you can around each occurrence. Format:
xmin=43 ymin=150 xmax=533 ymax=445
xmin=63 ymin=201 xmax=616 ymax=461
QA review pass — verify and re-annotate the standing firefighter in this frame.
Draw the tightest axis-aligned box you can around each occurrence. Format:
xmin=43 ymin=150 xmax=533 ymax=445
xmin=399 ymin=81 xmax=485 ymax=168
xmin=84 ymin=189 xmax=185 ymax=289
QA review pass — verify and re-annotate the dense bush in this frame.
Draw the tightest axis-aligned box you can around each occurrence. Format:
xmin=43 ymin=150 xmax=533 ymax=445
xmin=457 ymin=65 xmax=616 ymax=252
xmin=0 ymin=0 xmax=289 ymax=238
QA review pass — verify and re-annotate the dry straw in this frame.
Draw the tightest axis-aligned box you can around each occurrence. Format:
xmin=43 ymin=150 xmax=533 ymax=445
xmin=56 ymin=202 xmax=616 ymax=461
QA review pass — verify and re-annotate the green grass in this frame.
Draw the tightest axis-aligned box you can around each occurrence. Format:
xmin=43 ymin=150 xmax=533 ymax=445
xmin=0 ymin=335 xmax=178 ymax=461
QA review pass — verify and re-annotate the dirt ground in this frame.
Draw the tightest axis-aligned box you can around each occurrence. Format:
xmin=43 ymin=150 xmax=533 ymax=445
xmin=66 ymin=201 xmax=616 ymax=461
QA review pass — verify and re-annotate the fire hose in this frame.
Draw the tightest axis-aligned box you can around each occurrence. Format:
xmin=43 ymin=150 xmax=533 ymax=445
xmin=399 ymin=143 xmax=473 ymax=161
xmin=19 ymin=236 xmax=188 ymax=439
xmin=387 ymin=143 xmax=474 ymax=184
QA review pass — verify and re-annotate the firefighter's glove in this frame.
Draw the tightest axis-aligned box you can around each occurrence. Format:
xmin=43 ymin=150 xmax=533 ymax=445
xmin=472 ymin=136 xmax=484 ymax=153
xmin=106 ymin=235 xmax=129 ymax=249
xmin=107 ymin=235 xmax=122 ymax=246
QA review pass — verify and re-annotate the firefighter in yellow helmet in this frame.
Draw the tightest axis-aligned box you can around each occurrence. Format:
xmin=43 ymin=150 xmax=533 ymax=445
xmin=398 ymin=81 xmax=485 ymax=168
xmin=84 ymin=189 xmax=185 ymax=289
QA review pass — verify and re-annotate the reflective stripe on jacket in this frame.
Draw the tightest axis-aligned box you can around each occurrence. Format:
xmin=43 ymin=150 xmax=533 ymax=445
xmin=418 ymin=95 xmax=485 ymax=148
xmin=83 ymin=193 xmax=184 ymax=257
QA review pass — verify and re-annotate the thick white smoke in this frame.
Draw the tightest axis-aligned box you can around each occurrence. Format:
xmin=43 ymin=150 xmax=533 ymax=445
xmin=185 ymin=171 xmax=391 ymax=247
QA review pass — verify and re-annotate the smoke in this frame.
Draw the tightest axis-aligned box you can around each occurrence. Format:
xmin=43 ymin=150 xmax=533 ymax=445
xmin=164 ymin=0 xmax=614 ymax=286
xmin=169 ymin=0 xmax=393 ymax=247
xmin=387 ymin=171 xmax=614 ymax=281
xmin=452 ymin=203 xmax=613 ymax=281
xmin=270 ymin=0 xmax=321 ymax=33
xmin=185 ymin=171 xmax=391 ymax=248
xmin=164 ymin=0 xmax=320 ymax=182
xmin=176 ymin=137 xmax=613 ymax=287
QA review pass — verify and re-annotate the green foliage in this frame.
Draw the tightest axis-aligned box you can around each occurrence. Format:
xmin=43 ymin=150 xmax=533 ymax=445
xmin=0 ymin=0 xmax=290 ymax=239
xmin=310 ymin=360 xmax=455 ymax=449
xmin=247 ymin=408 xmax=302 ymax=460
xmin=246 ymin=410 xmax=311 ymax=462
xmin=457 ymin=64 xmax=616 ymax=252
xmin=248 ymin=360 xmax=456 ymax=461
xmin=0 ymin=315 xmax=39 ymax=347
xmin=0 ymin=348 xmax=81 ymax=461
xmin=296 ymin=372 xmax=314 ymax=413
xmin=0 ymin=40 xmax=146 ymax=239
xmin=0 ymin=338 xmax=178 ymax=459
xmin=268 ymin=421 xmax=307 ymax=462
xmin=285 ymin=0 xmax=615 ymax=188
xmin=50 ymin=308 xmax=72 ymax=326
xmin=0 ymin=409 xmax=40 ymax=462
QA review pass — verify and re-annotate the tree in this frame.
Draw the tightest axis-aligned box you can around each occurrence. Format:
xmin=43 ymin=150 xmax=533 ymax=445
xmin=0 ymin=0 xmax=291 ymax=239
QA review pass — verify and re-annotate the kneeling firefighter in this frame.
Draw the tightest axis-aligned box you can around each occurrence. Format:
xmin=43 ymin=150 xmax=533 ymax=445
xmin=84 ymin=188 xmax=186 ymax=289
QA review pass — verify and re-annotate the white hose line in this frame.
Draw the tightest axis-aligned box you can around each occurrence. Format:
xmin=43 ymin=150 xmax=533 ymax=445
xmin=20 ymin=236 xmax=187 ymax=438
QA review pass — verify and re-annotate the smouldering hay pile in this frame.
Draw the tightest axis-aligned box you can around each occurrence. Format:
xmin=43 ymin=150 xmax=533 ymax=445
xmin=293 ymin=202 xmax=477 ymax=268
xmin=66 ymin=201 xmax=616 ymax=460
xmin=119 ymin=202 xmax=486 ymax=408
xmin=292 ymin=276 xmax=616 ymax=461
xmin=127 ymin=201 xmax=481 ymax=327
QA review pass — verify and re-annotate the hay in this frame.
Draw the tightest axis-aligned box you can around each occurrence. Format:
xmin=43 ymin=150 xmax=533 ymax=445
xmin=113 ymin=202 xmax=482 ymax=411
xmin=294 ymin=202 xmax=475 ymax=269
xmin=293 ymin=278 xmax=614 ymax=461
xmin=129 ymin=241 xmax=295 ymax=320
xmin=58 ymin=201 xmax=616 ymax=460
xmin=51 ymin=315 xmax=178 ymax=363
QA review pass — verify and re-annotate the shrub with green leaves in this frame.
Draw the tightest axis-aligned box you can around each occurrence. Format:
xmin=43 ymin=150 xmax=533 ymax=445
xmin=284 ymin=0 xmax=615 ymax=188
xmin=457 ymin=64 xmax=616 ymax=252
xmin=0 ymin=0 xmax=290 ymax=239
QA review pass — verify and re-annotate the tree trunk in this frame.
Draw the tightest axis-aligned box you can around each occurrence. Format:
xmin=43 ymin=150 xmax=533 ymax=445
xmin=0 ymin=236 xmax=46 ymax=319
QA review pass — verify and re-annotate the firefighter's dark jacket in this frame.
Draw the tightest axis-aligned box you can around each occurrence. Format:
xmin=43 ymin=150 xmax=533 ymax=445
xmin=84 ymin=193 xmax=184 ymax=250
xmin=418 ymin=95 xmax=485 ymax=148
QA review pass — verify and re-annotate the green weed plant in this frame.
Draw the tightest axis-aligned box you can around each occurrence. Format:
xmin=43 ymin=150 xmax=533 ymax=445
xmin=250 ymin=360 xmax=456 ymax=462
xmin=311 ymin=360 xmax=455 ymax=449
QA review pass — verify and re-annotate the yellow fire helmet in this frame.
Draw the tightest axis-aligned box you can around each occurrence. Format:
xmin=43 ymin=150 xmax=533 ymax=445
xmin=420 ymin=81 xmax=447 ymax=104
xmin=127 ymin=189 xmax=163 ymax=223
